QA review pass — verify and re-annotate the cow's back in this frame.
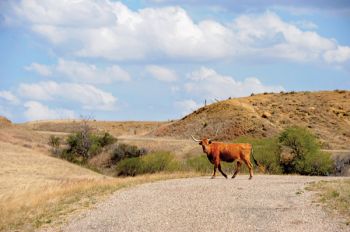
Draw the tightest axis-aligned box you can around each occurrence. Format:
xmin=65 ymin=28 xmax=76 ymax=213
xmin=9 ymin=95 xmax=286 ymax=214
xmin=216 ymin=143 xmax=252 ymax=162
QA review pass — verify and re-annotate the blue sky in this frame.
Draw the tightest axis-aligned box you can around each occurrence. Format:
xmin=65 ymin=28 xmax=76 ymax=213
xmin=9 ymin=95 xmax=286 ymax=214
xmin=0 ymin=0 xmax=349 ymax=122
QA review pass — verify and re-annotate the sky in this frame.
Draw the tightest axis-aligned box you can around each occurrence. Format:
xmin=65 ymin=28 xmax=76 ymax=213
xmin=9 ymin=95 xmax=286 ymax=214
xmin=0 ymin=0 xmax=350 ymax=123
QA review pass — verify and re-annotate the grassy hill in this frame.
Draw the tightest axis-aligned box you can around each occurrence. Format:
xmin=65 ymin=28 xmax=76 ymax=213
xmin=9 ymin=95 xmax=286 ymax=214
xmin=152 ymin=90 xmax=350 ymax=149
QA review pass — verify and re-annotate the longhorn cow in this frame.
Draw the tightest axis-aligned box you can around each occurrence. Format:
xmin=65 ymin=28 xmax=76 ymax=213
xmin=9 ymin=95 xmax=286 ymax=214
xmin=191 ymin=135 xmax=259 ymax=179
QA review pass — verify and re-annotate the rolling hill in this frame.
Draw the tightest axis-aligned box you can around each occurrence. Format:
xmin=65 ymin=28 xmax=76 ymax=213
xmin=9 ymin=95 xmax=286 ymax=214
xmin=152 ymin=90 xmax=350 ymax=149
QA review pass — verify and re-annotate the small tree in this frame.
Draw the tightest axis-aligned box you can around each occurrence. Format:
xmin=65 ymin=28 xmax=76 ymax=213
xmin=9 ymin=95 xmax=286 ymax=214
xmin=48 ymin=135 xmax=60 ymax=155
xmin=279 ymin=126 xmax=333 ymax=175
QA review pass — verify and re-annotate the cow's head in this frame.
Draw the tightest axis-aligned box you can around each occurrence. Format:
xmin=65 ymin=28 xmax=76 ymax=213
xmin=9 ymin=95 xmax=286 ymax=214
xmin=191 ymin=135 xmax=212 ymax=154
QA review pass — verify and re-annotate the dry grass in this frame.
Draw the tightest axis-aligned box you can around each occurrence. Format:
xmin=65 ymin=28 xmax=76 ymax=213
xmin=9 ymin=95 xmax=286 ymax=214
xmin=21 ymin=120 xmax=166 ymax=137
xmin=306 ymin=179 xmax=350 ymax=226
xmin=0 ymin=141 xmax=198 ymax=232
xmin=153 ymin=90 xmax=350 ymax=149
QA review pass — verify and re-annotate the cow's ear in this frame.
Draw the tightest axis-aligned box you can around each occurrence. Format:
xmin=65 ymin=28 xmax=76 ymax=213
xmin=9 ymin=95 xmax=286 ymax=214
xmin=209 ymin=140 xmax=212 ymax=144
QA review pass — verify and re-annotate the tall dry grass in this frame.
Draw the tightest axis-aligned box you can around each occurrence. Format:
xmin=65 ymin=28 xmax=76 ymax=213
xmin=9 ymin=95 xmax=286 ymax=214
xmin=0 ymin=141 xmax=198 ymax=231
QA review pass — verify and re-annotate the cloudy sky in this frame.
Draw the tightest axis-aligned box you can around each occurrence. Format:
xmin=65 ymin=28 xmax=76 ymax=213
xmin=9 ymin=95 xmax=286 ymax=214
xmin=0 ymin=0 xmax=349 ymax=122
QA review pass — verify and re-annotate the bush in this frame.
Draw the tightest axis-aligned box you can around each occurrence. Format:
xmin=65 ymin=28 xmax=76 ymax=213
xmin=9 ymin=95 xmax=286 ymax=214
xmin=98 ymin=132 xmax=117 ymax=147
xmin=111 ymin=143 xmax=147 ymax=163
xmin=60 ymin=131 xmax=116 ymax=163
xmin=186 ymin=155 xmax=212 ymax=173
xmin=48 ymin=135 xmax=60 ymax=155
xmin=116 ymin=152 xmax=179 ymax=176
xmin=279 ymin=126 xmax=333 ymax=175
xmin=233 ymin=137 xmax=282 ymax=174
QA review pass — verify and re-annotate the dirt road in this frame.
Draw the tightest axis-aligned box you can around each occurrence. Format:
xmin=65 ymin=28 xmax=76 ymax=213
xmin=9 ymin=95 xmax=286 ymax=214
xmin=61 ymin=175 xmax=348 ymax=232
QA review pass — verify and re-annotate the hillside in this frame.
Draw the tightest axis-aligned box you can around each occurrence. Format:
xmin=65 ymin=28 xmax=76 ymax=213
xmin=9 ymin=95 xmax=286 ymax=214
xmin=152 ymin=90 xmax=350 ymax=149
xmin=22 ymin=120 xmax=166 ymax=137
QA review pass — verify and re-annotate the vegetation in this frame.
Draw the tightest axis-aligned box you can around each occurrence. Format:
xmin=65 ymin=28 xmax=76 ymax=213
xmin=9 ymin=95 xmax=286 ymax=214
xmin=116 ymin=152 xmax=180 ymax=176
xmin=0 ymin=173 xmax=198 ymax=232
xmin=306 ymin=179 xmax=350 ymax=225
xmin=48 ymin=135 xmax=60 ymax=155
xmin=231 ymin=127 xmax=333 ymax=176
xmin=234 ymin=136 xmax=282 ymax=174
xmin=279 ymin=126 xmax=333 ymax=175
xmin=49 ymin=124 xmax=335 ymax=177
xmin=111 ymin=143 xmax=147 ymax=163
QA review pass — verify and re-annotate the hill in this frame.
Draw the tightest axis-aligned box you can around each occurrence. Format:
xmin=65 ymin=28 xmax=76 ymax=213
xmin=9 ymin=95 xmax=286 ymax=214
xmin=22 ymin=120 xmax=165 ymax=137
xmin=152 ymin=90 xmax=350 ymax=149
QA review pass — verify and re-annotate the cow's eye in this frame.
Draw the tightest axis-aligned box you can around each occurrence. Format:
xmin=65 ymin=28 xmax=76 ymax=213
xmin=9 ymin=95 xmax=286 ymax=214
xmin=199 ymin=142 xmax=202 ymax=145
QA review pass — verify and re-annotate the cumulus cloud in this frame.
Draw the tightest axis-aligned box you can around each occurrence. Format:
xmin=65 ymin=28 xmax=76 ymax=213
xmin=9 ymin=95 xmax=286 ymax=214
xmin=146 ymin=65 xmax=178 ymax=82
xmin=25 ymin=59 xmax=131 ymax=84
xmin=18 ymin=81 xmax=117 ymax=111
xmin=185 ymin=67 xmax=284 ymax=99
xmin=7 ymin=1 xmax=350 ymax=65
xmin=323 ymin=46 xmax=350 ymax=64
xmin=24 ymin=101 xmax=76 ymax=121
xmin=0 ymin=90 xmax=20 ymax=105
xmin=25 ymin=62 xmax=52 ymax=77
xmin=174 ymin=99 xmax=201 ymax=116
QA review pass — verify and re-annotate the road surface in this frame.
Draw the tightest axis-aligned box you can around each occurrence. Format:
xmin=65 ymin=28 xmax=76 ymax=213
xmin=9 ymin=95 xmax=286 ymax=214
xmin=60 ymin=175 xmax=348 ymax=232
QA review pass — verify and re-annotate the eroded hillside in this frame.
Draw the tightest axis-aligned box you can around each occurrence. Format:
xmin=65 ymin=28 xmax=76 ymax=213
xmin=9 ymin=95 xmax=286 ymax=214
xmin=152 ymin=91 xmax=350 ymax=149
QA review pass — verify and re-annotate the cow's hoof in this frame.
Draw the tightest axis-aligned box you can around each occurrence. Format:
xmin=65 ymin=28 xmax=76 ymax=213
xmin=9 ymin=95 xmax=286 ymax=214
xmin=211 ymin=176 xmax=215 ymax=179
xmin=232 ymin=175 xmax=236 ymax=179
xmin=249 ymin=176 xmax=253 ymax=180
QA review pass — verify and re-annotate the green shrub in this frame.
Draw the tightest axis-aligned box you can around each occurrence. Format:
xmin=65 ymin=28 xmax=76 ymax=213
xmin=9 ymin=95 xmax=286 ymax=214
xmin=234 ymin=136 xmax=282 ymax=174
xmin=116 ymin=152 xmax=178 ymax=176
xmin=186 ymin=155 xmax=212 ymax=173
xmin=111 ymin=143 xmax=147 ymax=163
xmin=48 ymin=135 xmax=60 ymax=155
xmin=98 ymin=132 xmax=117 ymax=147
xmin=61 ymin=131 xmax=116 ymax=162
xmin=279 ymin=126 xmax=333 ymax=175
xmin=115 ymin=157 xmax=143 ymax=176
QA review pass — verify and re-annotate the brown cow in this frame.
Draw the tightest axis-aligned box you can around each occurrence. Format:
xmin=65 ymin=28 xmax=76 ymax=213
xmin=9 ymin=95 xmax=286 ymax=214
xmin=191 ymin=136 xmax=259 ymax=179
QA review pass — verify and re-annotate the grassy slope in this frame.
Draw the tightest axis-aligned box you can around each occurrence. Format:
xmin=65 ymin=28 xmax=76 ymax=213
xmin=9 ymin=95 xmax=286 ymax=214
xmin=0 ymin=140 xmax=198 ymax=232
xmin=152 ymin=91 xmax=350 ymax=149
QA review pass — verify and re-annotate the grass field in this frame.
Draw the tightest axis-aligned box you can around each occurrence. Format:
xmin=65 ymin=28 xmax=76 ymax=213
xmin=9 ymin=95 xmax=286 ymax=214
xmin=306 ymin=179 xmax=350 ymax=225
xmin=0 ymin=140 xmax=198 ymax=231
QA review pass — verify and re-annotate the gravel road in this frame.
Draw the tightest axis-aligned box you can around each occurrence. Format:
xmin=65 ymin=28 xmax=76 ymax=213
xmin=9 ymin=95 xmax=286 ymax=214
xmin=62 ymin=175 xmax=348 ymax=232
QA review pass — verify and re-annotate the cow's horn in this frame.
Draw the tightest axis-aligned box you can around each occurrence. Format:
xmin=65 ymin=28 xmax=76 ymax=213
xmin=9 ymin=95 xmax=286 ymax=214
xmin=191 ymin=135 xmax=201 ymax=142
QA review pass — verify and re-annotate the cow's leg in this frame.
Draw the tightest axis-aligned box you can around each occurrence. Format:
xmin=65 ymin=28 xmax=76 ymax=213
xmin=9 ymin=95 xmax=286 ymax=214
xmin=232 ymin=160 xmax=242 ymax=179
xmin=243 ymin=159 xmax=254 ymax=179
xmin=218 ymin=163 xmax=227 ymax=179
xmin=211 ymin=164 xmax=217 ymax=179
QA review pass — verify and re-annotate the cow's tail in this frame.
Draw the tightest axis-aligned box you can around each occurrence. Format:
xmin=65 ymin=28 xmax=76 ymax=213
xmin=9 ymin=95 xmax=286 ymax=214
xmin=251 ymin=146 xmax=266 ymax=173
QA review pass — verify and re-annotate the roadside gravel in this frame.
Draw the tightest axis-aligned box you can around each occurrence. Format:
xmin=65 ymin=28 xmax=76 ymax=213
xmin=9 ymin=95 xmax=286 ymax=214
xmin=62 ymin=175 xmax=348 ymax=232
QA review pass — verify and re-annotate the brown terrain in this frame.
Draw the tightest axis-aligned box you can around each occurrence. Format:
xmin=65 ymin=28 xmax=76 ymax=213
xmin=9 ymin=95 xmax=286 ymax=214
xmin=152 ymin=90 xmax=350 ymax=150
xmin=1 ymin=90 xmax=350 ymax=231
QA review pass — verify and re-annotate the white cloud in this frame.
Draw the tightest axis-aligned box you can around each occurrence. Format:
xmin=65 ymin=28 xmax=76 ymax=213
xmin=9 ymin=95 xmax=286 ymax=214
xmin=231 ymin=12 xmax=336 ymax=62
xmin=19 ymin=81 xmax=117 ymax=111
xmin=56 ymin=59 xmax=131 ymax=83
xmin=185 ymin=67 xmax=284 ymax=99
xmin=292 ymin=20 xmax=318 ymax=30
xmin=146 ymin=65 xmax=178 ymax=82
xmin=0 ymin=90 xmax=20 ymax=105
xmin=324 ymin=46 xmax=350 ymax=64
xmin=8 ymin=1 xmax=350 ymax=65
xmin=174 ymin=99 xmax=201 ymax=116
xmin=25 ymin=59 xmax=131 ymax=84
xmin=25 ymin=62 xmax=52 ymax=76
xmin=24 ymin=101 xmax=76 ymax=121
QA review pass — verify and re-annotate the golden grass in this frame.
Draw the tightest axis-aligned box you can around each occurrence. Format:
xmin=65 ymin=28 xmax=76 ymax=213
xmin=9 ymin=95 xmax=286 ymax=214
xmin=0 ymin=172 xmax=198 ymax=232
xmin=306 ymin=179 xmax=350 ymax=226
xmin=0 ymin=141 xmax=198 ymax=231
